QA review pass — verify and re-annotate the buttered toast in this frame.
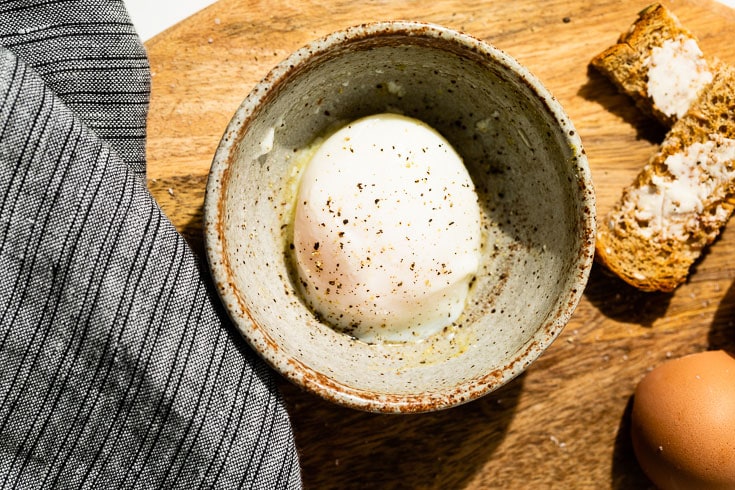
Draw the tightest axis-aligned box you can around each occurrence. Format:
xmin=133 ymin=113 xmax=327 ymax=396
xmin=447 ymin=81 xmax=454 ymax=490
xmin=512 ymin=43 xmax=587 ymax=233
xmin=591 ymin=4 xmax=735 ymax=292
xmin=591 ymin=3 xmax=713 ymax=127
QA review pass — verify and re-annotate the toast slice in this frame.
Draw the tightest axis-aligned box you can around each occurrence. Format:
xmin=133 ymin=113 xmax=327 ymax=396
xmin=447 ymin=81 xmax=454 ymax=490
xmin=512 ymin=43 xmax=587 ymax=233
xmin=595 ymin=63 xmax=735 ymax=292
xmin=591 ymin=3 xmax=713 ymax=127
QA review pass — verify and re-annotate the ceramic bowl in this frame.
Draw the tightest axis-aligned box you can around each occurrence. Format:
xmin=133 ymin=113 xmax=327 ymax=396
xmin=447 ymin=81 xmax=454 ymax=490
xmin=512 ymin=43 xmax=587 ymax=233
xmin=204 ymin=21 xmax=596 ymax=413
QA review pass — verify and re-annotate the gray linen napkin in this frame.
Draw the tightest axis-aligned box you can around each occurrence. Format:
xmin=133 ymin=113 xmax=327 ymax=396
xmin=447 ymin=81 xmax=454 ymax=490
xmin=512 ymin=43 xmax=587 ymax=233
xmin=0 ymin=1 xmax=302 ymax=488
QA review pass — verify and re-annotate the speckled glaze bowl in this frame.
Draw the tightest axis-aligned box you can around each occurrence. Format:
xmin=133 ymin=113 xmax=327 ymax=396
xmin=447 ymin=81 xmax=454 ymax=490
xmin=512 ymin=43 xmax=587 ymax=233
xmin=204 ymin=21 xmax=596 ymax=413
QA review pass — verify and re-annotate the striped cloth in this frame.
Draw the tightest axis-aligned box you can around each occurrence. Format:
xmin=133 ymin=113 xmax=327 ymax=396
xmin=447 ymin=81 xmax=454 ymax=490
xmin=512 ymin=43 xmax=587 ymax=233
xmin=0 ymin=1 xmax=302 ymax=488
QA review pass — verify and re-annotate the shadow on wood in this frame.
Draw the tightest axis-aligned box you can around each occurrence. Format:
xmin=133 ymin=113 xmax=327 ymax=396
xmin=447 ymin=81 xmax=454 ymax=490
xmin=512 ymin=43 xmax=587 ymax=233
xmin=709 ymin=278 xmax=735 ymax=354
xmin=583 ymin=262 xmax=672 ymax=327
xmin=577 ymin=66 xmax=667 ymax=144
xmin=148 ymin=174 xmax=207 ymax=258
xmin=610 ymin=395 xmax=655 ymax=490
xmin=280 ymin=373 xmax=525 ymax=490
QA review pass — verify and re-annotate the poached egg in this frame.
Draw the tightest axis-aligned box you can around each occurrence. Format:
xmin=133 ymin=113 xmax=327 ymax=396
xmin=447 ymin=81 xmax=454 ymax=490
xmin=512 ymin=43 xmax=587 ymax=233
xmin=292 ymin=113 xmax=482 ymax=343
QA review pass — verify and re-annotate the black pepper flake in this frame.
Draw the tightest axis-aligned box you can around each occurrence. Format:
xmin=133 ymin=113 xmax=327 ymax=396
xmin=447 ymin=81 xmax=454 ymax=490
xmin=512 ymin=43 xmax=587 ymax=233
xmin=563 ymin=16 xmax=571 ymax=23
xmin=313 ymin=242 xmax=320 ymax=250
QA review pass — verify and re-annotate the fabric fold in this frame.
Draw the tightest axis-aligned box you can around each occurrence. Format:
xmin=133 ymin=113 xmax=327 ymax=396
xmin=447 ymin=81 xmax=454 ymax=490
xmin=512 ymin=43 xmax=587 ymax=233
xmin=0 ymin=2 xmax=301 ymax=488
xmin=0 ymin=0 xmax=151 ymax=177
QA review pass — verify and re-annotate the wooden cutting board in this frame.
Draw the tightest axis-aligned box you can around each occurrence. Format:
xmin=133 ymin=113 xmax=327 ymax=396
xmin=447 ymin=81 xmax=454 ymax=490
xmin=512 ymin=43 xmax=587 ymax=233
xmin=144 ymin=0 xmax=735 ymax=487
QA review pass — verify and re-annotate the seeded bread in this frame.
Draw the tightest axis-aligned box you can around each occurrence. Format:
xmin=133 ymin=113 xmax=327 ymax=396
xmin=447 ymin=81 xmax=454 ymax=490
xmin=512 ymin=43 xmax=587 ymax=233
xmin=591 ymin=3 xmax=712 ymax=127
xmin=595 ymin=62 xmax=735 ymax=292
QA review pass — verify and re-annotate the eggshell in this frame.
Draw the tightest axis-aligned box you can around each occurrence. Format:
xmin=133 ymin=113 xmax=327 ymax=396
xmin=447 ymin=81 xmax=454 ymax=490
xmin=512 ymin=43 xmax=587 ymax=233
xmin=631 ymin=350 xmax=735 ymax=490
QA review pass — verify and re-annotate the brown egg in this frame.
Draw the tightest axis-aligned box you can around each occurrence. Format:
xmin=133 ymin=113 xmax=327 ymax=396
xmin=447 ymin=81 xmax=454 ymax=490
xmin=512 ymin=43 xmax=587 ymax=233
xmin=631 ymin=350 xmax=735 ymax=490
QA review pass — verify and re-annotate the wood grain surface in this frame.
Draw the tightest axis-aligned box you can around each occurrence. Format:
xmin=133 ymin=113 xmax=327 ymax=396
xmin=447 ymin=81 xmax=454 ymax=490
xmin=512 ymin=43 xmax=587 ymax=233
xmin=144 ymin=0 xmax=735 ymax=487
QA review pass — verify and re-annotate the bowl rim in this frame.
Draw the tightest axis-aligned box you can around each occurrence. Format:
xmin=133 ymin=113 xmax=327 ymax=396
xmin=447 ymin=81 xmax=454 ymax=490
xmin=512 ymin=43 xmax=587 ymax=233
xmin=203 ymin=20 xmax=596 ymax=413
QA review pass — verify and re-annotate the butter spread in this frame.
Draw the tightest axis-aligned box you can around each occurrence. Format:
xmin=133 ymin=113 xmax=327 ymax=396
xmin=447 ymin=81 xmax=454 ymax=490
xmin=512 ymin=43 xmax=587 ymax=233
xmin=624 ymin=135 xmax=735 ymax=241
xmin=645 ymin=36 xmax=712 ymax=119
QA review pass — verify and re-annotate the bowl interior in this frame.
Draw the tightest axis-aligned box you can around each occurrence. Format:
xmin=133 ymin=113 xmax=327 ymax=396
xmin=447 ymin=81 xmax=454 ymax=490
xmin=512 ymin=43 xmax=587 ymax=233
xmin=205 ymin=22 xmax=595 ymax=412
